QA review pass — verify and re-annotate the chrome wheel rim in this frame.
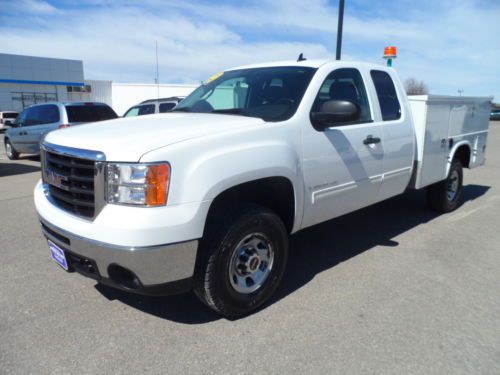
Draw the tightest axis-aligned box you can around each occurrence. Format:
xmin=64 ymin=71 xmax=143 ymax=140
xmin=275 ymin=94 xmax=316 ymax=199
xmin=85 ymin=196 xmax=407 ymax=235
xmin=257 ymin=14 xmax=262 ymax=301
xmin=447 ymin=170 xmax=459 ymax=201
xmin=6 ymin=142 xmax=12 ymax=158
xmin=228 ymin=233 xmax=274 ymax=294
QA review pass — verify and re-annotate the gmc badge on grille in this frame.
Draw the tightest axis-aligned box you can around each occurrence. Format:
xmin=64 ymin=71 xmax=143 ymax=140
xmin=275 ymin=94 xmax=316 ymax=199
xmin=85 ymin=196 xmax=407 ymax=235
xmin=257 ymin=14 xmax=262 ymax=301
xmin=46 ymin=169 xmax=69 ymax=191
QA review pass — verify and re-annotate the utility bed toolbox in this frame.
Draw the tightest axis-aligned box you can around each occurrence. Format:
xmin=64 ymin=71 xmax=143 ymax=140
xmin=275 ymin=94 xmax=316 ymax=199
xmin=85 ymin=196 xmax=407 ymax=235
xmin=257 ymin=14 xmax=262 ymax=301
xmin=409 ymin=95 xmax=490 ymax=189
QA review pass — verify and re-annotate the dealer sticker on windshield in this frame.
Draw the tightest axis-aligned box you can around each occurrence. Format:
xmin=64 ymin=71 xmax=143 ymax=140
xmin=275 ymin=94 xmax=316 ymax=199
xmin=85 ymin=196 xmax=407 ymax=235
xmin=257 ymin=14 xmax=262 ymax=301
xmin=204 ymin=71 xmax=223 ymax=84
xmin=48 ymin=240 xmax=68 ymax=271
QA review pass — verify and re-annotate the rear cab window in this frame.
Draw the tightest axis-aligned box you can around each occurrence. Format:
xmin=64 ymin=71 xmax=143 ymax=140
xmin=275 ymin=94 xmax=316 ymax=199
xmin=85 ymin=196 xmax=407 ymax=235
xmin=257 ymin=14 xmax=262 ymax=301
xmin=370 ymin=70 xmax=401 ymax=121
xmin=66 ymin=104 xmax=118 ymax=123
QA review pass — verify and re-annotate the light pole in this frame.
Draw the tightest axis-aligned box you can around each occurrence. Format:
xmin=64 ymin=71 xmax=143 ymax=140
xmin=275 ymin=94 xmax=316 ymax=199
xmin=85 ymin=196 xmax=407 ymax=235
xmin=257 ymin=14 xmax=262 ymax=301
xmin=336 ymin=0 xmax=345 ymax=60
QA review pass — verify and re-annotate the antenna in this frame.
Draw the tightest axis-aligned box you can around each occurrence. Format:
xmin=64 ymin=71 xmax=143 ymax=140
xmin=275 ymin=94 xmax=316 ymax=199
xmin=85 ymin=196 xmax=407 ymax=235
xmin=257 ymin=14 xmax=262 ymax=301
xmin=336 ymin=0 xmax=345 ymax=60
xmin=155 ymin=40 xmax=160 ymax=99
xmin=297 ymin=53 xmax=307 ymax=62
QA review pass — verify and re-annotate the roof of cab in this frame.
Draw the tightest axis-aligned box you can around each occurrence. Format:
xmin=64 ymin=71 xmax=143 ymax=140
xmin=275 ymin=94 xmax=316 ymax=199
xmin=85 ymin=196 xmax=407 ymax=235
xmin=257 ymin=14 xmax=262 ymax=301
xmin=226 ymin=59 xmax=389 ymax=71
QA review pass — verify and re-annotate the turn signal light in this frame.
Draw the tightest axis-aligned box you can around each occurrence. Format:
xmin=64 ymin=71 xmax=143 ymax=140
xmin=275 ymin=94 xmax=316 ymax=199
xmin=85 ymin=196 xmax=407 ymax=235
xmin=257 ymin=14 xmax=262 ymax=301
xmin=145 ymin=164 xmax=170 ymax=206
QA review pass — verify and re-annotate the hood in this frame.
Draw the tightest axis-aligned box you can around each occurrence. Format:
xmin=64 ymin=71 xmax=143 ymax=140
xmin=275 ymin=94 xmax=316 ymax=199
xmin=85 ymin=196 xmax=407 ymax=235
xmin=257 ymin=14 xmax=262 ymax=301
xmin=44 ymin=112 xmax=265 ymax=161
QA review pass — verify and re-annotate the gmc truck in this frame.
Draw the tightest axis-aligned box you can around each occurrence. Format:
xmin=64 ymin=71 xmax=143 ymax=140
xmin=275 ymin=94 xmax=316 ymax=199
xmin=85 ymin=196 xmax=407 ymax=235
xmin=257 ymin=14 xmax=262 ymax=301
xmin=34 ymin=60 xmax=490 ymax=318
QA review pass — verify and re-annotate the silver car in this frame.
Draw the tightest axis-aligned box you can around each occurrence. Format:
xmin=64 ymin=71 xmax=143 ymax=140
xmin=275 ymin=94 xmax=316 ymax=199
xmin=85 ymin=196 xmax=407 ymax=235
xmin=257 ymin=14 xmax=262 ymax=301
xmin=4 ymin=102 xmax=117 ymax=160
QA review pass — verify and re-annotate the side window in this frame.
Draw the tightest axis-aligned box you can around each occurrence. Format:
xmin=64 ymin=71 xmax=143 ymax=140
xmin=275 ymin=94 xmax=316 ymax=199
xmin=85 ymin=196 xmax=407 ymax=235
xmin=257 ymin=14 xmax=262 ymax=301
xmin=311 ymin=68 xmax=372 ymax=126
xmin=138 ymin=104 xmax=155 ymax=115
xmin=38 ymin=105 xmax=60 ymax=124
xmin=370 ymin=70 xmax=401 ymax=121
xmin=24 ymin=107 xmax=41 ymax=126
xmin=159 ymin=102 xmax=176 ymax=113
xmin=24 ymin=105 xmax=60 ymax=126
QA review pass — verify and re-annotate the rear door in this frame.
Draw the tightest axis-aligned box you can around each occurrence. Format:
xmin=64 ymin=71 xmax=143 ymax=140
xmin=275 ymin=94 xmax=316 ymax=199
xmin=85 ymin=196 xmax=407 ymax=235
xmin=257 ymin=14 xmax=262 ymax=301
xmin=301 ymin=67 xmax=384 ymax=228
xmin=23 ymin=104 xmax=61 ymax=154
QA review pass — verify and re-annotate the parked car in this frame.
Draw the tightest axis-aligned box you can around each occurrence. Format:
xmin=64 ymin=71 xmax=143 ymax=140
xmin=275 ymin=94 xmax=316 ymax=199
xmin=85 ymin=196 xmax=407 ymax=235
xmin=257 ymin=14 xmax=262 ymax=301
xmin=123 ymin=97 xmax=184 ymax=117
xmin=4 ymin=102 xmax=117 ymax=160
xmin=35 ymin=60 xmax=490 ymax=318
xmin=491 ymin=109 xmax=500 ymax=121
xmin=0 ymin=111 xmax=19 ymax=131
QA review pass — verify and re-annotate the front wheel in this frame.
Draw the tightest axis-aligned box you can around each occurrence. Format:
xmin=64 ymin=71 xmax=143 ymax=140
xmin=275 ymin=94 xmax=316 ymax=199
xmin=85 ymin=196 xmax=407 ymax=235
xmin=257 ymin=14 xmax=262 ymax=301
xmin=194 ymin=204 xmax=288 ymax=319
xmin=5 ymin=139 xmax=20 ymax=160
xmin=427 ymin=159 xmax=463 ymax=212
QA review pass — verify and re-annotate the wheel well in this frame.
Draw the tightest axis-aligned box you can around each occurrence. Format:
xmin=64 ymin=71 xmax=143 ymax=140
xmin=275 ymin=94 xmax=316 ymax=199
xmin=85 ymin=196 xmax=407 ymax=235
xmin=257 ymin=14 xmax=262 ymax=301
xmin=206 ymin=177 xmax=295 ymax=234
xmin=453 ymin=144 xmax=471 ymax=168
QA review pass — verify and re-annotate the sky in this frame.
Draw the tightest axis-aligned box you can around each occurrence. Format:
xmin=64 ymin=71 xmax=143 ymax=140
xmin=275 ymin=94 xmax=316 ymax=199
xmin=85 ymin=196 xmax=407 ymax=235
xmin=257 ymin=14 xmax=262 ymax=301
xmin=0 ymin=0 xmax=499 ymax=100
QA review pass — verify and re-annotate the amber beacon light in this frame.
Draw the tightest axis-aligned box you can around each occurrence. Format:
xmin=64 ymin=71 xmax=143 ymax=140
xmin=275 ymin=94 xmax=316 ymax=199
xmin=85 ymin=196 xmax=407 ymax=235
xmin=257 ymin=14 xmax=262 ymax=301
xmin=383 ymin=46 xmax=397 ymax=67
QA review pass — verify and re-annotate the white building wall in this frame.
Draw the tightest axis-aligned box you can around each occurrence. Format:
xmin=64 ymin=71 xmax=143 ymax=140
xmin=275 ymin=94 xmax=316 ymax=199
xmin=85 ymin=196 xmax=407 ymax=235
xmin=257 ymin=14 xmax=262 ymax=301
xmin=85 ymin=79 xmax=112 ymax=106
xmin=111 ymin=83 xmax=198 ymax=115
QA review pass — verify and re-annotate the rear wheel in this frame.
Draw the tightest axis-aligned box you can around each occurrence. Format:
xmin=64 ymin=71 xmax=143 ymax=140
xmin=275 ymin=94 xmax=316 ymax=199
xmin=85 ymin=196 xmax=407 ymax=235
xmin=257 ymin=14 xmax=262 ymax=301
xmin=194 ymin=203 xmax=288 ymax=319
xmin=5 ymin=139 xmax=19 ymax=160
xmin=427 ymin=159 xmax=463 ymax=212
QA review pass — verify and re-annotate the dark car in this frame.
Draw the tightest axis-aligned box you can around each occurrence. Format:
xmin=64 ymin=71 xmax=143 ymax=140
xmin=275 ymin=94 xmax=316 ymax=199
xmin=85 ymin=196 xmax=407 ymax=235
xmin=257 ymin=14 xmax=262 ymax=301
xmin=491 ymin=109 xmax=500 ymax=121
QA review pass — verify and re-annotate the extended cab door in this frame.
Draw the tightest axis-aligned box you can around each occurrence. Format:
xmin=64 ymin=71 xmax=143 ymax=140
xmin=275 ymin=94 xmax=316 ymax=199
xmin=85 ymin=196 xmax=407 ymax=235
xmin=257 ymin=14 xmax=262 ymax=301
xmin=369 ymin=70 xmax=414 ymax=201
xmin=301 ymin=67 xmax=384 ymax=228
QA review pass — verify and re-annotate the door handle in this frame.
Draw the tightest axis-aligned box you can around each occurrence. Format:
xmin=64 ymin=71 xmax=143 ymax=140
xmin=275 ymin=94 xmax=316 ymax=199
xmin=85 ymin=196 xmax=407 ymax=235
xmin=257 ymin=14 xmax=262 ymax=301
xmin=363 ymin=135 xmax=381 ymax=145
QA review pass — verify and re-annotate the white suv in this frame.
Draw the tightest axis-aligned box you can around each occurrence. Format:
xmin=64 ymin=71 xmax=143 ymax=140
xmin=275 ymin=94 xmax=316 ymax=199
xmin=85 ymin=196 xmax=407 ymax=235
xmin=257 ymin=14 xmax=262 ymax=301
xmin=123 ymin=97 xmax=184 ymax=117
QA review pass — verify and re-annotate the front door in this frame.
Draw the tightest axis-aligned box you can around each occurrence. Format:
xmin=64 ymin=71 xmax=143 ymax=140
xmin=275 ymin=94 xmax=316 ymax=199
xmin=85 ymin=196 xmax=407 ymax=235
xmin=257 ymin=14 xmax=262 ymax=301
xmin=301 ymin=67 xmax=383 ymax=228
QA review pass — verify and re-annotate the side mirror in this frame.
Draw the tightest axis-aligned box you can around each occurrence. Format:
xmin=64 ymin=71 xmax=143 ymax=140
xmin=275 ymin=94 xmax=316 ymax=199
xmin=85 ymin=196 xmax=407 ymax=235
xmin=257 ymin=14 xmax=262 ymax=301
xmin=9 ymin=121 xmax=20 ymax=128
xmin=310 ymin=100 xmax=360 ymax=130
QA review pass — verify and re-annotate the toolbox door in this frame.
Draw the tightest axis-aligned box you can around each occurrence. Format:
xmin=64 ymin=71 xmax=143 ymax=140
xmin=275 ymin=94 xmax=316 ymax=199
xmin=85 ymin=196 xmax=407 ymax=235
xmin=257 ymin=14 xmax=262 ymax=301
xmin=420 ymin=103 xmax=450 ymax=186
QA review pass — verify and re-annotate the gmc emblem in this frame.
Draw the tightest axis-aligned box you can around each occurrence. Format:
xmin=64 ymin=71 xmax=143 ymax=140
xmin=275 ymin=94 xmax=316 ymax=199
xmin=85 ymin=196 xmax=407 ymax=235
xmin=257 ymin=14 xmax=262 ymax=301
xmin=46 ymin=169 xmax=69 ymax=191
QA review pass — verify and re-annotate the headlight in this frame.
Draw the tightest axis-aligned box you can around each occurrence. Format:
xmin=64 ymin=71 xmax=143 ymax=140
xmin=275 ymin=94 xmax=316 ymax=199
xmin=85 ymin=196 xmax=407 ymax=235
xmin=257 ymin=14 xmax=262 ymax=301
xmin=107 ymin=163 xmax=170 ymax=206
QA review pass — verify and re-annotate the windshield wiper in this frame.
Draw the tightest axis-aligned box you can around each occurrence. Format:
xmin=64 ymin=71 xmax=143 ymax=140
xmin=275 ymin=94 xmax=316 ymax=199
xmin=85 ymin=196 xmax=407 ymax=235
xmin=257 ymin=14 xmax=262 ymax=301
xmin=172 ymin=107 xmax=191 ymax=112
xmin=211 ymin=108 xmax=246 ymax=115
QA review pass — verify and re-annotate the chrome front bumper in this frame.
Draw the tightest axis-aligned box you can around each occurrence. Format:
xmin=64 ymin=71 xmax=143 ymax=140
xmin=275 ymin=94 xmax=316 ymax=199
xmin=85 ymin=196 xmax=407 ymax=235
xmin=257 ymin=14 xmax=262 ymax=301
xmin=40 ymin=218 xmax=198 ymax=293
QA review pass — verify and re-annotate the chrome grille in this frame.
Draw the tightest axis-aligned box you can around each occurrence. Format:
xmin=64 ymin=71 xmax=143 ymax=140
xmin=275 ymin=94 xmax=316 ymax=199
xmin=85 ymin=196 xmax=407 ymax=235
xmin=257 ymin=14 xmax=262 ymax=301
xmin=44 ymin=151 xmax=96 ymax=218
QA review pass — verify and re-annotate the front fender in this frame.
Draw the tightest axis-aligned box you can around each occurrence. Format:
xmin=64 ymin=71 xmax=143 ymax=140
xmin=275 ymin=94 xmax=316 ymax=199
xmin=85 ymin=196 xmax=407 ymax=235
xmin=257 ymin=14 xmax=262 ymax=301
xmin=141 ymin=135 xmax=304 ymax=232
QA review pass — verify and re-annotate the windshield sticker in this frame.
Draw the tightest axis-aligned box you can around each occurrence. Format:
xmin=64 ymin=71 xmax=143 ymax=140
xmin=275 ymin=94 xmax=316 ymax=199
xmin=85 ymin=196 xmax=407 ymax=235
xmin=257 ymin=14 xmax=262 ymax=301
xmin=204 ymin=71 xmax=223 ymax=84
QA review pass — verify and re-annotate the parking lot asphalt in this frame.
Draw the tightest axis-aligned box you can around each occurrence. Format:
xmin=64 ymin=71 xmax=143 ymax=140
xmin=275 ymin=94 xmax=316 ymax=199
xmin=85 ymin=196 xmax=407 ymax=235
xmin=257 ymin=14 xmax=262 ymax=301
xmin=1 ymin=126 xmax=500 ymax=375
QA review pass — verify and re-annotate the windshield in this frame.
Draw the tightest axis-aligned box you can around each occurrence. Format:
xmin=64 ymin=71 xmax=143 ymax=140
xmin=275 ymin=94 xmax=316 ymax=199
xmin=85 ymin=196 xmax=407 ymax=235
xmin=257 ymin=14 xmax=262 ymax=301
xmin=174 ymin=66 xmax=316 ymax=122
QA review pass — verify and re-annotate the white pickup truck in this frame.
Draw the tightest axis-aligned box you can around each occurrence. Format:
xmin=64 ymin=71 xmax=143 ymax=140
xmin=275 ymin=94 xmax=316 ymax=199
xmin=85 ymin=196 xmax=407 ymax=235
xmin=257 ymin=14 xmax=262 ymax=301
xmin=34 ymin=60 xmax=490 ymax=318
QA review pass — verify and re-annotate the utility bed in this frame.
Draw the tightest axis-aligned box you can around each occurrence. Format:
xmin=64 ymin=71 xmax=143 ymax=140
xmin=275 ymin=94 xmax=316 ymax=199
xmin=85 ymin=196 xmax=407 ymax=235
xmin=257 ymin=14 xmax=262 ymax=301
xmin=409 ymin=95 xmax=490 ymax=189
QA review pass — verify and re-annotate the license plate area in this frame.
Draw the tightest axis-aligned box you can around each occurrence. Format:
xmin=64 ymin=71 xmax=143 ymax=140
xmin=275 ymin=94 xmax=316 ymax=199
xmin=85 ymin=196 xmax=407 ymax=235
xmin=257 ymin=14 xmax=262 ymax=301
xmin=48 ymin=239 xmax=69 ymax=270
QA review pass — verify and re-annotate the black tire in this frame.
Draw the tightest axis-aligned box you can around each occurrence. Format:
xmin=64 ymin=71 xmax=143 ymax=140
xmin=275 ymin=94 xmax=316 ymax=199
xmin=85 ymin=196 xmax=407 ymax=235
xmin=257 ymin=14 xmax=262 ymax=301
xmin=194 ymin=203 xmax=289 ymax=319
xmin=5 ymin=138 xmax=19 ymax=160
xmin=427 ymin=159 xmax=463 ymax=213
